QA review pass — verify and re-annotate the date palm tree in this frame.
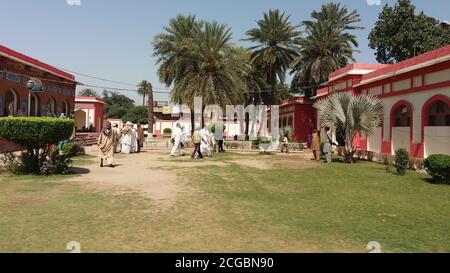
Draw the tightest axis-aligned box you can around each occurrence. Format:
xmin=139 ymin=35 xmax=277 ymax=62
xmin=313 ymin=92 xmax=383 ymax=163
xmin=137 ymin=80 xmax=151 ymax=106
xmin=291 ymin=3 xmax=363 ymax=97
xmin=244 ymin=9 xmax=301 ymax=105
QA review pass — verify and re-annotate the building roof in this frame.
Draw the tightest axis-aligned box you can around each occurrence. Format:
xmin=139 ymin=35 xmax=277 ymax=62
xmin=75 ymin=96 xmax=105 ymax=104
xmin=0 ymin=44 xmax=76 ymax=82
xmin=356 ymin=44 xmax=450 ymax=87
xmin=328 ymin=63 xmax=390 ymax=83
xmin=441 ymin=20 xmax=450 ymax=27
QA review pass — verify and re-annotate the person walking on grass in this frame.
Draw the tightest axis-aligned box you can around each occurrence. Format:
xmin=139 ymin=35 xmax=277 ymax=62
xmin=311 ymin=128 xmax=321 ymax=161
xmin=170 ymin=123 xmax=184 ymax=157
xmin=200 ymin=125 xmax=212 ymax=157
xmin=98 ymin=121 xmax=116 ymax=168
xmin=191 ymin=127 xmax=204 ymax=160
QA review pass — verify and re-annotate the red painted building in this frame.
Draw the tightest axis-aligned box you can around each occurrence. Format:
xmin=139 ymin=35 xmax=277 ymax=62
xmin=314 ymin=45 xmax=450 ymax=159
xmin=278 ymin=96 xmax=316 ymax=142
xmin=0 ymin=44 xmax=77 ymax=117
xmin=74 ymin=96 xmax=105 ymax=132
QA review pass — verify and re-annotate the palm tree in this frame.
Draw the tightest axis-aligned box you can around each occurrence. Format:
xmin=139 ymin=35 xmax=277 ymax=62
xmin=137 ymin=80 xmax=151 ymax=106
xmin=313 ymin=92 xmax=383 ymax=163
xmin=244 ymin=9 xmax=301 ymax=105
xmin=291 ymin=3 xmax=363 ymax=97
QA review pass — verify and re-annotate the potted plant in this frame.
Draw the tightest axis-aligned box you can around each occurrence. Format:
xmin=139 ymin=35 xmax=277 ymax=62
xmin=259 ymin=138 xmax=272 ymax=153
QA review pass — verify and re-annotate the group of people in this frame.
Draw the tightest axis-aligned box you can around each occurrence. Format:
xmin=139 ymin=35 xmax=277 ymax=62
xmin=170 ymin=123 xmax=214 ymax=159
xmin=97 ymin=121 xmax=145 ymax=168
xmin=310 ymin=127 xmax=335 ymax=164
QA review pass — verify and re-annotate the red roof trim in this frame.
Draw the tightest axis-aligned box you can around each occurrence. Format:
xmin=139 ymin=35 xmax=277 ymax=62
xmin=361 ymin=45 xmax=450 ymax=81
xmin=329 ymin=63 xmax=390 ymax=79
xmin=0 ymin=44 xmax=75 ymax=81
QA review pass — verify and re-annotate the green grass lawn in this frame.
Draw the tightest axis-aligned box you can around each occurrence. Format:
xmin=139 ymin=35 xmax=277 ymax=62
xmin=0 ymin=153 xmax=449 ymax=253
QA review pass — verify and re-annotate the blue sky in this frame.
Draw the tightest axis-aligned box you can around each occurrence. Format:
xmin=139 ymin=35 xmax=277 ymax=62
xmin=1 ymin=0 xmax=449 ymax=103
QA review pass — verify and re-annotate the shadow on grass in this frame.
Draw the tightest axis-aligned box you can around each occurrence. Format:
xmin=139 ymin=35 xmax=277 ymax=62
xmin=70 ymin=167 xmax=91 ymax=175
xmin=422 ymin=177 xmax=450 ymax=186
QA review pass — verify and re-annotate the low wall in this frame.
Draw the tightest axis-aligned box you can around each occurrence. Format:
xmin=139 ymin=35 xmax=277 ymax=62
xmin=0 ymin=138 xmax=24 ymax=153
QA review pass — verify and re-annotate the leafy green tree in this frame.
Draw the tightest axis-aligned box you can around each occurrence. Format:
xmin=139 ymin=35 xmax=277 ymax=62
xmin=369 ymin=0 xmax=450 ymax=64
xmin=122 ymin=106 xmax=149 ymax=124
xmin=78 ymin=88 xmax=99 ymax=97
xmin=291 ymin=3 xmax=362 ymax=97
xmin=244 ymin=9 xmax=301 ymax=105
xmin=102 ymin=90 xmax=135 ymax=119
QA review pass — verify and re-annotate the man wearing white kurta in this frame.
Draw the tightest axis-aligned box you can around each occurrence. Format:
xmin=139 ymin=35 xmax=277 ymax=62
xmin=121 ymin=122 xmax=133 ymax=154
xmin=131 ymin=126 xmax=138 ymax=153
xmin=170 ymin=123 xmax=184 ymax=156
xmin=200 ymin=126 xmax=212 ymax=157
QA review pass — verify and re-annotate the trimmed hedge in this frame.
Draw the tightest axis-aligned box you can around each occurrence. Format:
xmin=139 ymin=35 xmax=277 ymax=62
xmin=395 ymin=148 xmax=409 ymax=176
xmin=0 ymin=117 xmax=74 ymax=148
xmin=163 ymin=128 xmax=172 ymax=135
xmin=424 ymin=154 xmax=450 ymax=184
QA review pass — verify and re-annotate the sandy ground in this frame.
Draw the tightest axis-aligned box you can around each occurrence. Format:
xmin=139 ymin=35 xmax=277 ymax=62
xmin=70 ymin=146 xmax=319 ymax=207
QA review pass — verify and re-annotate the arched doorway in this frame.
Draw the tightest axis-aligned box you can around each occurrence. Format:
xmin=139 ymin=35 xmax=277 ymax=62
xmin=74 ymin=110 xmax=87 ymax=131
xmin=4 ymin=89 xmax=19 ymax=117
xmin=422 ymin=95 xmax=450 ymax=157
xmin=390 ymin=101 xmax=413 ymax=155
xmin=62 ymin=101 xmax=69 ymax=117
xmin=30 ymin=93 xmax=40 ymax=116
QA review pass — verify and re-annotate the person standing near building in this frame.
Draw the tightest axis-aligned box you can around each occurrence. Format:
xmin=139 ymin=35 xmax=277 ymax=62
xmin=112 ymin=123 xmax=121 ymax=153
xmin=121 ymin=122 xmax=133 ymax=154
xmin=311 ymin=128 xmax=321 ymax=161
xmin=191 ymin=127 xmax=204 ymax=160
xmin=98 ymin=121 xmax=116 ymax=168
xmin=323 ymin=127 xmax=334 ymax=164
xmin=137 ymin=123 xmax=145 ymax=153
xmin=170 ymin=123 xmax=184 ymax=157
xmin=281 ymin=134 xmax=289 ymax=154
xmin=130 ymin=124 xmax=138 ymax=153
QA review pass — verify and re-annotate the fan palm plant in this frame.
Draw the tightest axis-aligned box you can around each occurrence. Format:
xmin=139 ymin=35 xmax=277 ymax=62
xmin=313 ymin=92 xmax=383 ymax=163
xmin=244 ymin=9 xmax=301 ymax=105
xmin=291 ymin=3 xmax=363 ymax=97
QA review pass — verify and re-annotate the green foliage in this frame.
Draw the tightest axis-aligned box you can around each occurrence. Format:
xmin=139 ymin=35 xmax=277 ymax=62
xmin=395 ymin=149 xmax=410 ymax=176
xmin=245 ymin=9 xmax=301 ymax=104
xmin=40 ymin=149 xmax=72 ymax=176
xmin=78 ymin=88 xmax=99 ymax=98
xmin=369 ymin=0 xmax=450 ymax=64
xmin=122 ymin=106 xmax=149 ymax=124
xmin=314 ymin=93 xmax=383 ymax=163
xmin=102 ymin=90 xmax=135 ymax=119
xmin=424 ymin=155 xmax=450 ymax=184
xmin=209 ymin=123 xmax=226 ymax=134
xmin=62 ymin=142 xmax=86 ymax=158
xmin=0 ymin=117 xmax=74 ymax=148
xmin=163 ymin=128 xmax=172 ymax=134
xmin=291 ymin=3 xmax=362 ymax=97
xmin=137 ymin=80 xmax=152 ymax=106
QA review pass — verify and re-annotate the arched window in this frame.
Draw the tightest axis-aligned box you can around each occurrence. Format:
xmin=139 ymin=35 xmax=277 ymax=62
xmin=47 ymin=97 xmax=56 ymax=117
xmin=428 ymin=101 xmax=450 ymax=126
xmin=394 ymin=105 xmax=411 ymax=127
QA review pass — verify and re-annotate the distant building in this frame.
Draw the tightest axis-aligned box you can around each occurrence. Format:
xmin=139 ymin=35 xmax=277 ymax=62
xmin=74 ymin=96 xmax=105 ymax=132
xmin=314 ymin=45 xmax=450 ymax=159
xmin=0 ymin=44 xmax=77 ymax=117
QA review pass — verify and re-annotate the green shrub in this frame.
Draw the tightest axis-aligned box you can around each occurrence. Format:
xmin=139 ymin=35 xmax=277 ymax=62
xmin=62 ymin=142 xmax=85 ymax=157
xmin=163 ymin=128 xmax=172 ymax=134
xmin=0 ymin=117 xmax=74 ymax=174
xmin=424 ymin=155 xmax=450 ymax=184
xmin=0 ymin=153 xmax=22 ymax=174
xmin=395 ymin=149 xmax=409 ymax=176
xmin=40 ymin=149 xmax=72 ymax=176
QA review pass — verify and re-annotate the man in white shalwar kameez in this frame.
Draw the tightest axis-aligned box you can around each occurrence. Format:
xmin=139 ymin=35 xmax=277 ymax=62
xmin=170 ymin=123 xmax=184 ymax=156
xmin=121 ymin=122 xmax=133 ymax=154
xmin=200 ymin=126 xmax=212 ymax=157
xmin=131 ymin=125 xmax=138 ymax=153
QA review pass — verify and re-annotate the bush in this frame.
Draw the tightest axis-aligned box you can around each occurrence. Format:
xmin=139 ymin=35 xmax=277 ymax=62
xmin=62 ymin=142 xmax=85 ymax=157
xmin=0 ymin=117 xmax=74 ymax=174
xmin=122 ymin=106 xmax=149 ymax=124
xmin=424 ymin=155 xmax=450 ymax=184
xmin=0 ymin=153 xmax=22 ymax=174
xmin=40 ymin=149 xmax=72 ymax=176
xmin=395 ymin=149 xmax=409 ymax=176
xmin=163 ymin=128 xmax=172 ymax=135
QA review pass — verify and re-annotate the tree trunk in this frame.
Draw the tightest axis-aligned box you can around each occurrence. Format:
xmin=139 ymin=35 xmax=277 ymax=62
xmin=142 ymin=94 xmax=146 ymax=107
xmin=147 ymin=85 xmax=154 ymax=135
xmin=190 ymin=109 xmax=195 ymax=136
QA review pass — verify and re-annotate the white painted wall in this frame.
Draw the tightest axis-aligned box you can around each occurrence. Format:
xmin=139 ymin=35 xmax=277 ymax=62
xmin=424 ymin=126 xmax=450 ymax=158
xmin=392 ymin=127 xmax=410 ymax=155
xmin=367 ymin=127 xmax=382 ymax=154
xmin=424 ymin=69 xmax=450 ymax=85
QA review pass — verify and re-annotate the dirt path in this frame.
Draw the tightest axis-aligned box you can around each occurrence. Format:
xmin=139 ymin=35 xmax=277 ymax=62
xmin=70 ymin=147 xmax=319 ymax=207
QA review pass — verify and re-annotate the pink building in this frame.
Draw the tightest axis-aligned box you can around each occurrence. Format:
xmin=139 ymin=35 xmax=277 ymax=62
xmin=315 ymin=45 xmax=450 ymax=159
xmin=74 ymin=96 xmax=105 ymax=133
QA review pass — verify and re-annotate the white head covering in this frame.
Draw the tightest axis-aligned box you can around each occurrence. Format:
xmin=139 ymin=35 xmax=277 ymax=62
xmin=126 ymin=122 xmax=132 ymax=126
